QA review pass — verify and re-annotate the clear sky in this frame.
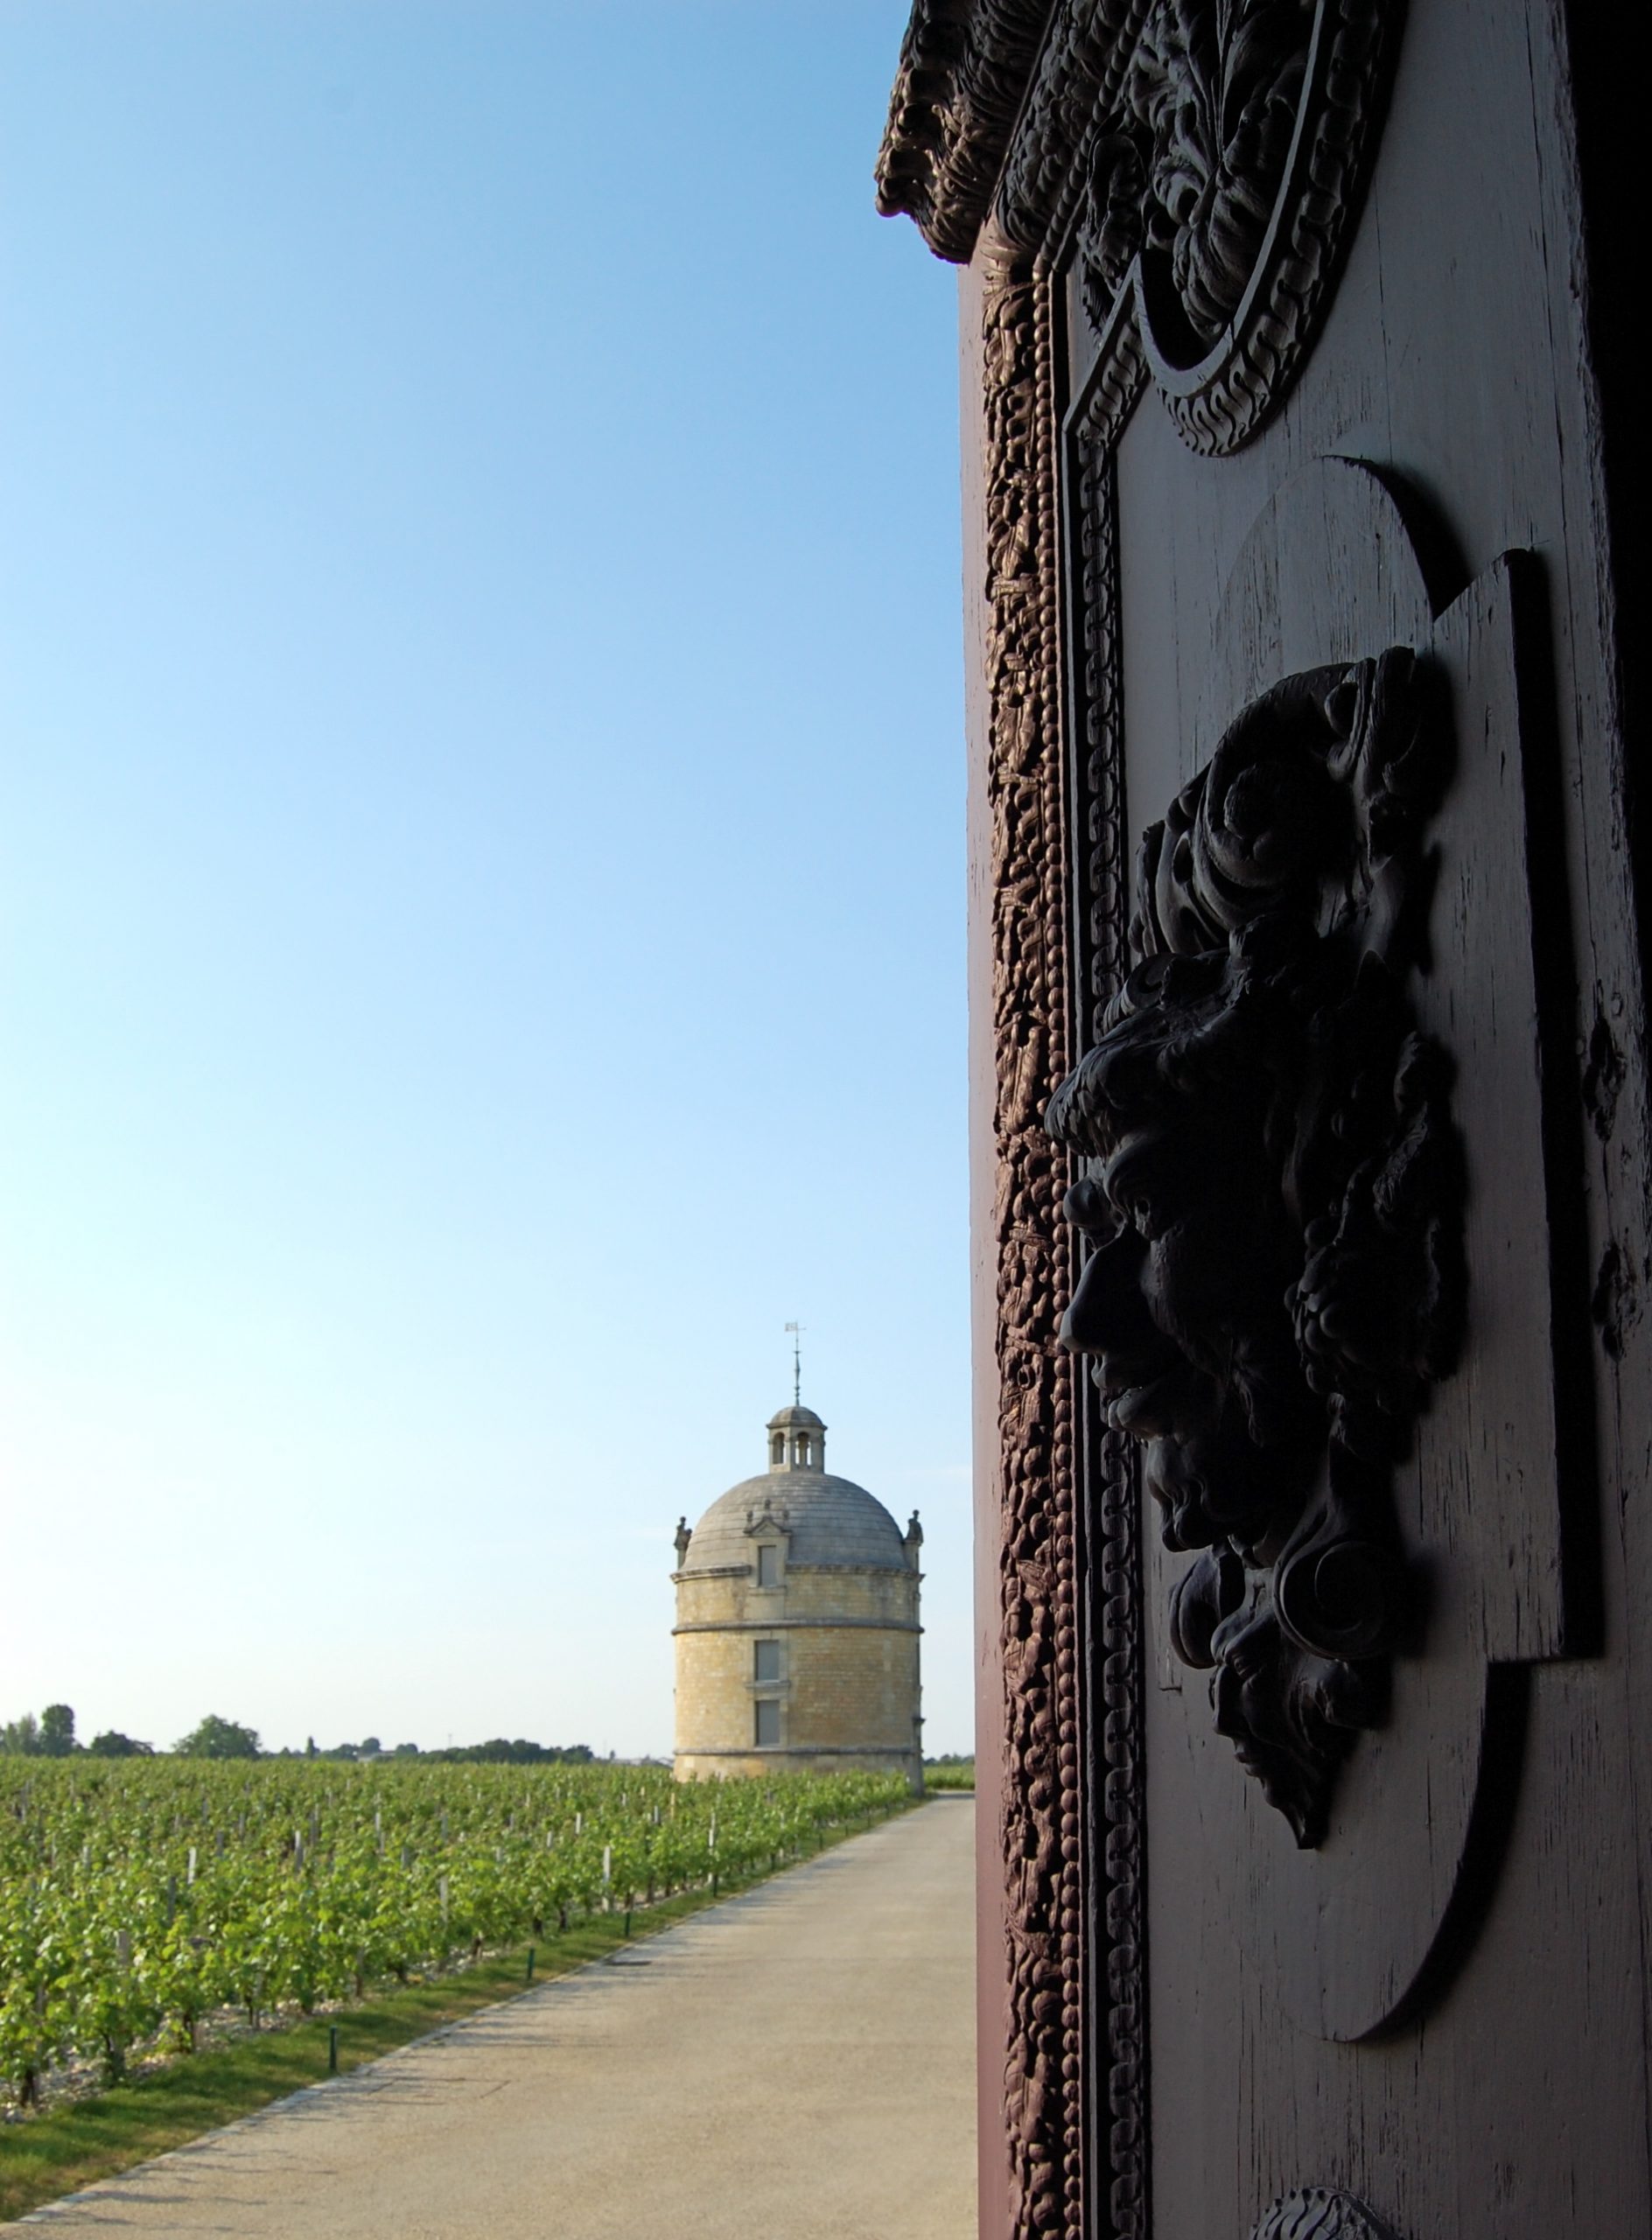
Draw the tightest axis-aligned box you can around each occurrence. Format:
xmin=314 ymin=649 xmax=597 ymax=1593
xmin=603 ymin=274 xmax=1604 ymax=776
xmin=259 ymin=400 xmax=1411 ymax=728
xmin=0 ymin=2 xmax=969 ymax=1758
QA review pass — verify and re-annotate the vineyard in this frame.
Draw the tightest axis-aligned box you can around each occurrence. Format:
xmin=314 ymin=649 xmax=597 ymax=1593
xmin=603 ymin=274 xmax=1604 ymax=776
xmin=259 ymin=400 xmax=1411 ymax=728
xmin=0 ymin=1759 xmax=908 ymax=2109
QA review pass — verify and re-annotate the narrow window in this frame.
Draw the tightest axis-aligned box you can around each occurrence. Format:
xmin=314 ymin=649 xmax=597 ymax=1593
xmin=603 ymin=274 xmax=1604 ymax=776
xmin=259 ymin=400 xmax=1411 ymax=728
xmin=754 ymin=1640 xmax=781 ymax=1684
xmin=755 ymin=1699 xmax=780 ymax=1747
xmin=756 ymin=1544 xmax=780 ymax=1587
xmin=769 ymin=1432 xmax=784 ymax=1466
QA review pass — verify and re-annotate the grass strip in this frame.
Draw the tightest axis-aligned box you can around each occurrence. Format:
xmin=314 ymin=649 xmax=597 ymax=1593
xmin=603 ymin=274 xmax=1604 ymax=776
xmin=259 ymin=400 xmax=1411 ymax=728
xmin=0 ymin=1816 xmax=901 ymax=2227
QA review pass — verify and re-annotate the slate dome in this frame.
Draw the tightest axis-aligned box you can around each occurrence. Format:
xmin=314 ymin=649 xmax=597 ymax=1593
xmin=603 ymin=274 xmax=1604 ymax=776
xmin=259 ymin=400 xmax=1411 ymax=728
xmin=682 ymin=1471 xmax=909 ymax=1574
xmin=672 ymin=1393 xmax=923 ymax=1790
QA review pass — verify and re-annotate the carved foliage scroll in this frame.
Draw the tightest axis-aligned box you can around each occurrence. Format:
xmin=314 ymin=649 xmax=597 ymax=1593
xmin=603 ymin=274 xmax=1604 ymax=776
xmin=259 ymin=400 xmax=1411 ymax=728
xmin=1250 ymin=2190 xmax=1401 ymax=2240
xmin=880 ymin=0 xmax=1400 ymax=455
xmin=980 ymin=250 xmax=1086 ymax=2240
xmin=1071 ymin=0 xmax=1400 ymax=455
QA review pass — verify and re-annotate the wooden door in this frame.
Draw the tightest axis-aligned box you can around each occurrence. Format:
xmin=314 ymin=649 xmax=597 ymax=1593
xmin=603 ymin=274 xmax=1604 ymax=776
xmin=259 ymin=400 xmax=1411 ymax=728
xmin=879 ymin=5 xmax=1648 ymax=2236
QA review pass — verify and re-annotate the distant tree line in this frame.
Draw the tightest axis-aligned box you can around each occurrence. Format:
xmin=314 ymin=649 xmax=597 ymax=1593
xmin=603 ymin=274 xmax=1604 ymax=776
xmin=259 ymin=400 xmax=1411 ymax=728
xmin=0 ymin=1706 xmax=152 ymax=1759
xmin=423 ymin=1740 xmax=595 ymax=1765
xmin=0 ymin=1705 xmax=592 ymax=1764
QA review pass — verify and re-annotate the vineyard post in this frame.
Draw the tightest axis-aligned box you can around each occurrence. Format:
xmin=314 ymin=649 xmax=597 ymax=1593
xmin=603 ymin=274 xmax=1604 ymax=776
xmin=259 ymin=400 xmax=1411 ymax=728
xmin=108 ymin=1928 xmax=131 ymax=2082
xmin=328 ymin=2023 xmax=340 ymax=2075
xmin=526 ymin=1945 xmax=536 ymax=1983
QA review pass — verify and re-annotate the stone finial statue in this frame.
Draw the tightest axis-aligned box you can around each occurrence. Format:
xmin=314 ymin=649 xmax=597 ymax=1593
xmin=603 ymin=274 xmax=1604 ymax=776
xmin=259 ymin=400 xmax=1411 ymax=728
xmin=674 ymin=1516 xmax=691 ymax=1568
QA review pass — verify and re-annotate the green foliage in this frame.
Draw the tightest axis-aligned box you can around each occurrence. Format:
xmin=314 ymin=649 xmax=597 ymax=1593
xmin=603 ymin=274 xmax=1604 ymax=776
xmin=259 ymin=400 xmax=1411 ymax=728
xmin=0 ymin=1758 xmax=906 ymax=2111
xmin=0 ymin=1878 xmax=782 ymax=2227
xmin=38 ymin=1709 xmax=75 ymax=1760
xmin=923 ymin=1760 xmax=976 ymax=1791
xmin=1 ymin=1715 xmax=41 ymax=1758
xmin=424 ymin=1740 xmax=594 ymax=1765
xmin=87 ymin=1734 xmax=152 ymax=1760
xmin=173 ymin=1716 xmax=260 ymax=1760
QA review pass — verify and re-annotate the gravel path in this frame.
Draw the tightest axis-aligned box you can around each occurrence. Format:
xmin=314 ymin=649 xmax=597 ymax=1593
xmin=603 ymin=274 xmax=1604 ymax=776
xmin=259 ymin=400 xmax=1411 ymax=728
xmin=11 ymin=1796 xmax=976 ymax=2238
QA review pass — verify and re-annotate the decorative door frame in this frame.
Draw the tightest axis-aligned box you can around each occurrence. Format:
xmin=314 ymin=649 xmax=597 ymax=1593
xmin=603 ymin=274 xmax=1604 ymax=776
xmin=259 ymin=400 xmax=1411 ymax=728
xmin=969 ymin=234 xmax=1152 ymax=2240
xmin=970 ymin=239 xmax=1094 ymax=2240
xmin=881 ymin=2 xmax=1420 ymax=2230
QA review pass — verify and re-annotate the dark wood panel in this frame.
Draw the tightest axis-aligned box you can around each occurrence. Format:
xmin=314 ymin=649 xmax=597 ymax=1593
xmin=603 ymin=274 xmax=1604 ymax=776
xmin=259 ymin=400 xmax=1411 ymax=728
xmin=881 ymin=0 xmax=1652 ymax=2230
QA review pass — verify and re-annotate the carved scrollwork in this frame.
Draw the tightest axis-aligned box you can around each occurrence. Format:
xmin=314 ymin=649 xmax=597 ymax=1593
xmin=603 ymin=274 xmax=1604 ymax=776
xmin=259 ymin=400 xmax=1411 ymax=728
xmin=1080 ymin=0 xmax=1312 ymax=341
xmin=879 ymin=0 xmax=1398 ymax=453
xmin=1046 ymin=648 xmax=1465 ymax=1846
xmin=1250 ymin=2189 xmax=1401 ymax=2240
xmin=1075 ymin=0 xmax=1399 ymax=454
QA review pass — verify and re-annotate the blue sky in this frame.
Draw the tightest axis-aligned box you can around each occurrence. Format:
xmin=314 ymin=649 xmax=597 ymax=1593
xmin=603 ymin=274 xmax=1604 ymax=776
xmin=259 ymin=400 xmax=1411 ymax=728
xmin=0 ymin=2 xmax=969 ymax=1755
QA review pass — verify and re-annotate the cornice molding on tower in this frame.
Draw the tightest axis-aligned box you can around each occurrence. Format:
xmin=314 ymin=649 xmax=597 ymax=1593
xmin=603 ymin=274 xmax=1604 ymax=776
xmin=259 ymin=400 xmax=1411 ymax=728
xmin=671 ymin=1617 xmax=923 ymax=1636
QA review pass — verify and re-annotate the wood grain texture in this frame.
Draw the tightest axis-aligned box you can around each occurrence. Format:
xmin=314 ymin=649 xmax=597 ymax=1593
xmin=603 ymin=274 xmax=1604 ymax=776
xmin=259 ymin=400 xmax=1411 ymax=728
xmin=1091 ymin=3 xmax=1650 ymax=2227
xmin=887 ymin=0 xmax=1651 ymax=2230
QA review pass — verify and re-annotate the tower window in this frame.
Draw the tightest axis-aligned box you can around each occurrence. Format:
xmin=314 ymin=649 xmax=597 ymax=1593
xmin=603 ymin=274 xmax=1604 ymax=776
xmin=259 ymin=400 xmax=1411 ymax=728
xmin=756 ymin=1544 xmax=780 ymax=1587
xmin=769 ymin=1432 xmax=784 ymax=1466
xmin=754 ymin=1640 xmax=781 ymax=1684
xmin=755 ymin=1699 xmax=780 ymax=1746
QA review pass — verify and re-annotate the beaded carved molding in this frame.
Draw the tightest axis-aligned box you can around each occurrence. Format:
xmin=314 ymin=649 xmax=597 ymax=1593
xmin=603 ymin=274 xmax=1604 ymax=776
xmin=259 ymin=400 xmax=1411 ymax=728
xmin=979 ymin=250 xmax=1089 ymax=2240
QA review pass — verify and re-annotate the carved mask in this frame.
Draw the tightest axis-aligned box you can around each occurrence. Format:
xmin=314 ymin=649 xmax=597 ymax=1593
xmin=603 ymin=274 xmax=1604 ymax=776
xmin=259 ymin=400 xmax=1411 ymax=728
xmin=1046 ymin=649 xmax=1463 ymax=1844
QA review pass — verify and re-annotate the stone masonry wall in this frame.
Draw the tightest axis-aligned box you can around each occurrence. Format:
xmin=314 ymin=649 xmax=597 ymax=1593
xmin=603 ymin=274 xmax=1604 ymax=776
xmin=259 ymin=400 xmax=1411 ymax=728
xmin=673 ymin=1557 xmax=921 ymax=1785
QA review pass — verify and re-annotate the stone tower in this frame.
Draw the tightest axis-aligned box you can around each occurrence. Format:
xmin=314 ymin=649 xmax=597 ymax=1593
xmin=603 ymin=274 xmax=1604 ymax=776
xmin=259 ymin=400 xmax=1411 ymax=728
xmin=672 ymin=1402 xmax=923 ymax=1790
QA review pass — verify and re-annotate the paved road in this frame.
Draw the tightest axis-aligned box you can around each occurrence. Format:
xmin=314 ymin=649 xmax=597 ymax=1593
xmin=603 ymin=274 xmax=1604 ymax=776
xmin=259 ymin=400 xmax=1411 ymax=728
xmin=16 ymin=1796 xmax=976 ymax=2238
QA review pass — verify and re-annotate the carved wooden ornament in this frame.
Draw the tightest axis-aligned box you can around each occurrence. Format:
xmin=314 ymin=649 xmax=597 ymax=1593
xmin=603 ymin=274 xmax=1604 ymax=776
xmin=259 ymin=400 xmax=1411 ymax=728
xmin=1046 ymin=632 xmax=1464 ymax=1850
xmin=878 ymin=0 xmax=1403 ymax=453
xmin=1250 ymin=2190 xmax=1400 ymax=2240
xmin=1068 ymin=0 xmax=1401 ymax=453
xmin=1057 ymin=459 xmax=1574 ymax=2042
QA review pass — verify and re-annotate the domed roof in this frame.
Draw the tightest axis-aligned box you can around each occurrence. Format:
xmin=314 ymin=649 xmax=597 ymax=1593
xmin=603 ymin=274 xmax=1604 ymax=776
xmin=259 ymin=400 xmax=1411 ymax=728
xmin=766 ymin=1404 xmax=825 ymax=1431
xmin=683 ymin=1471 xmax=909 ymax=1574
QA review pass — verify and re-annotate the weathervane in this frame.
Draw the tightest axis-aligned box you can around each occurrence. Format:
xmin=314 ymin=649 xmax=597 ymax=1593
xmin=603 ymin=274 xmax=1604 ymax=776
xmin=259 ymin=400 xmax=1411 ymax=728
xmin=784 ymin=1321 xmax=804 ymax=1406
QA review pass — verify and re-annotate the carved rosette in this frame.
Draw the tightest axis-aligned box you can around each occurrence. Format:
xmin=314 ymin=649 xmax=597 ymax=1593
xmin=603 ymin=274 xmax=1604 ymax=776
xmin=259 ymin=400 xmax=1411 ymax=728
xmin=980 ymin=249 xmax=1086 ymax=2240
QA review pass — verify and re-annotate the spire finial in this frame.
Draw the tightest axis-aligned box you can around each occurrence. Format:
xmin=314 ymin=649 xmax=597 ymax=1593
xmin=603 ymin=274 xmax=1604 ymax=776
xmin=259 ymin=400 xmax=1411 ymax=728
xmin=784 ymin=1320 xmax=803 ymax=1406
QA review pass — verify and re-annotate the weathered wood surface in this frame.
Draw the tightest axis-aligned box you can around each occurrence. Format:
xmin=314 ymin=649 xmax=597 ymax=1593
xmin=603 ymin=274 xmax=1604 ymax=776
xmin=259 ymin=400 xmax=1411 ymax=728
xmin=1059 ymin=4 xmax=1648 ymax=2229
xmin=884 ymin=0 xmax=1648 ymax=2231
